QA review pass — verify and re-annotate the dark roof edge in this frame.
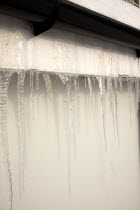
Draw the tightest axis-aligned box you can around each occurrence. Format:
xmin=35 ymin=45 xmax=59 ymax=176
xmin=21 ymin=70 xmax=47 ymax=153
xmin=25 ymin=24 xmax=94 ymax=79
xmin=0 ymin=0 xmax=140 ymax=57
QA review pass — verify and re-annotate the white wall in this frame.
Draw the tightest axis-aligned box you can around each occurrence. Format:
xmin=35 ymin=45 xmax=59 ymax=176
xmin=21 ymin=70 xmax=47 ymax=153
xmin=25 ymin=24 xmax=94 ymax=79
xmin=0 ymin=73 xmax=139 ymax=210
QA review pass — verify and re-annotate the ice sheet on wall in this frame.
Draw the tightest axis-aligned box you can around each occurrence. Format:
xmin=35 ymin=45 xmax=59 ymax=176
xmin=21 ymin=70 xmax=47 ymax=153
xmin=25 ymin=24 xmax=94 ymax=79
xmin=0 ymin=70 xmax=140 ymax=210
xmin=0 ymin=14 xmax=140 ymax=77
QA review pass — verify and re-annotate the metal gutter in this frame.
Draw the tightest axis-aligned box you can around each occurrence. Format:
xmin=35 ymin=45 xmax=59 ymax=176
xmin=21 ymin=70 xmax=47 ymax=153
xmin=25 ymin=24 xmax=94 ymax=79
xmin=0 ymin=0 xmax=140 ymax=57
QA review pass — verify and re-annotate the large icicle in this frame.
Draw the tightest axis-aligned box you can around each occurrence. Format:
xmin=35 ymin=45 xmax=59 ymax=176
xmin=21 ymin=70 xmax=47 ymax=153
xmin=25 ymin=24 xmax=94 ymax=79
xmin=96 ymin=77 xmax=107 ymax=151
xmin=127 ymin=77 xmax=134 ymax=124
xmin=30 ymin=71 xmax=34 ymax=119
xmin=74 ymin=76 xmax=80 ymax=133
xmin=65 ymin=77 xmax=72 ymax=195
xmin=87 ymin=76 xmax=93 ymax=113
xmin=0 ymin=71 xmax=13 ymax=210
xmin=71 ymin=76 xmax=79 ymax=160
xmin=59 ymin=74 xmax=79 ymax=160
xmin=43 ymin=73 xmax=61 ymax=155
xmin=107 ymin=77 xmax=116 ymax=142
xmin=84 ymin=76 xmax=87 ymax=88
xmin=59 ymin=74 xmax=72 ymax=195
xmin=113 ymin=77 xmax=120 ymax=146
xmin=67 ymin=78 xmax=72 ymax=193
xmin=43 ymin=73 xmax=64 ymax=159
xmin=134 ymin=77 xmax=139 ymax=110
xmin=17 ymin=71 xmax=26 ymax=193
xmin=35 ymin=72 xmax=40 ymax=112
xmin=119 ymin=77 xmax=123 ymax=92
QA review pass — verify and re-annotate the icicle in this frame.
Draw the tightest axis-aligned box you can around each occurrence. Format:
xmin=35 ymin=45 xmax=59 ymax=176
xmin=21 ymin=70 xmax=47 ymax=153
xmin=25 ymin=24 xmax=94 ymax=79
xmin=87 ymin=76 xmax=93 ymax=112
xmin=127 ymin=77 xmax=134 ymax=124
xmin=75 ymin=76 xmax=80 ymax=131
xmin=35 ymin=72 xmax=40 ymax=111
xmin=30 ymin=71 xmax=34 ymax=119
xmin=64 ymin=77 xmax=72 ymax=195
xmin=58 ymin=74 xmax=69 ymax=85
xmin=71 ymin=76 xmax=79 ymax=160
xmin=113 ymin=77 xmax=120 ymax=146
xmin=17 ymin=71 xmax=26 ymax=194
xmin=92 ymin=76 xmax=97 ymax=112
xmin=44 ymin=73 xmax=62 ymax=158
xmin=107 ymin=77 xmax=116 ymax=142
xmin=92 ymin=76 xmax=96 ymax=86
xmin=43 ymin=73 xmax=53 ymax=100
xmin=134 ymin=77 xmax=139 ymax=110
xmin=96 ymin=77 xmax=107 ymax=151
xmin=0 ymin=71 xmax=13 ymax=210
xmin=84 ymin=76 xmax=87 ymax=88
xmin=119 ymin=77 xmax=123 ymax=92
xmin=58 ymin=74 xmax=78 ymax=194
xmin=87 ymin=76 xmax=92 ymax=92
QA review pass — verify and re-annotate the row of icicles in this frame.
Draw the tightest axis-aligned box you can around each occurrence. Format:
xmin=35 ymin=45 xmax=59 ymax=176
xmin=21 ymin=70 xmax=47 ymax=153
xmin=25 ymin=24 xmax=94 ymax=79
xmin=0 ymin=70 xmax=139 ymax=210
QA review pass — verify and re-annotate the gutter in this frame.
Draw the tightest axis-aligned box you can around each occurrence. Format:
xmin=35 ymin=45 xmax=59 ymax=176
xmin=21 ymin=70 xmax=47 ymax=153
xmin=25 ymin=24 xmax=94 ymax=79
xmin=0 ymin=0 xmax=140 ymax=57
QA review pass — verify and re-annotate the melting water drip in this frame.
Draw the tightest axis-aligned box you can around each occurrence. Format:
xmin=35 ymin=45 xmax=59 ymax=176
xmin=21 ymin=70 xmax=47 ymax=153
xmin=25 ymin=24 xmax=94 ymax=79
xmin=17 ymin=71 xmax=26 ymax=193
xmin=0 ymin=72 xmax=13 ymax=210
